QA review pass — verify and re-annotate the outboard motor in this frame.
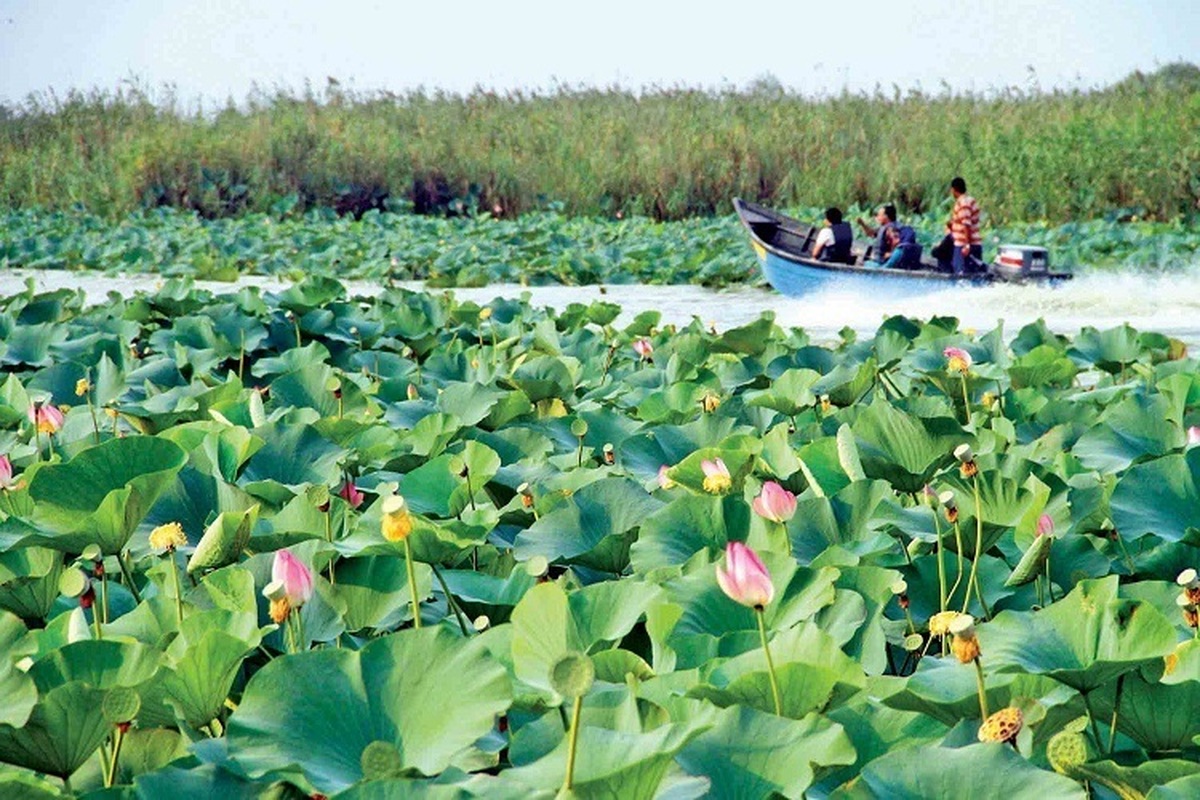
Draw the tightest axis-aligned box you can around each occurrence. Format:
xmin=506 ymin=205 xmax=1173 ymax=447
xmin=992 ymin=245 xmax=1051 ymax=282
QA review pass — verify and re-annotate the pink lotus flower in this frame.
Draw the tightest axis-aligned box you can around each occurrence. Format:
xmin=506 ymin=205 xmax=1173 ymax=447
xmin=715 ymin=541 xmax=775 ymax=608
xmin=339 ymin=479 xmax=364 ymax=509
xmin=701 ymin=458 xmax=732 ymax=494
xmin=0 ymin=455 xmax=18 ymax=491
xmin=657 ymin=464 xmax=675 ymax=490
xmin=28 ymin=402 xmax=64 ymax=434
xmin=944 ymin=346 xmax=972 ymax=373
xmin=752 ymin=481 xmax=797 ymax=523
xmin=1188 ymin=426 xmax=1200 ymax=447
xmin=271 ymin=549 xmax=314 ymax=607
xmin=632 ymin=338 xmax=653 ymax=360
xmin=1036 ymin=513 xmax=1054 ymax=537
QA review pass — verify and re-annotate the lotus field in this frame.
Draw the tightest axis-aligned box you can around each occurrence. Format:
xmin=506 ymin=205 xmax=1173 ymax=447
xmin=1 ymin=276 xmax=1200 ymax=798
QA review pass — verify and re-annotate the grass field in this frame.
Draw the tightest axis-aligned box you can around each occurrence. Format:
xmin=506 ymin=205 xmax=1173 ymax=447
xmin=1 ymin=64 xmax=1197 ymax=223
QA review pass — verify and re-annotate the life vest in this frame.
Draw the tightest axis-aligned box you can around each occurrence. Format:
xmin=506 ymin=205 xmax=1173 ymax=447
xmin=894 ymin=225 xmax=923 ymax=269
xmin=874 ymin=223 xmax=895 ymax=259
xmin=824 ymin=222 xmax=853 ymax=263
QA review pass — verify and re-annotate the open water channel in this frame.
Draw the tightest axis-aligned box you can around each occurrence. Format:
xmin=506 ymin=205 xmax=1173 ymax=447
xmin=3 ymin=267 xmax=1198 ymax=349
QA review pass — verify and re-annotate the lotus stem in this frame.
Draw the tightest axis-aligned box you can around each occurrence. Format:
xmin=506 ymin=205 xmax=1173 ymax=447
xmin=404 ymin=536 xmax=421 ymax=629
xmin=933 ymin=510 xmax=947 ymax=615
xmin=755 ymin=606 xmax=783 ymax=716
xmin=1044 ymin=549 xmax=1054 ymax=604
xmin=973 ymin=657 xmax=989 ymax=720
xmin=34 ymin=426 xmax=42 ymax=463
xmin=92 ymin=605 xmax=103 ymax=641
xmin=964 ymin=476 xmax=991 ymax=618
xmin=238 ymin=329 xmax=245 ymax=379
xmin=117 ymin=551 xmax=142 ymax=604
xmin=169 ymin=552 xmax=185 ymax=627
xmin=325 ymin=513 xmax=336 ymax=587
xmin=86 ymin=396 xmax=101 ymax=445
xmin=1083 ymin=690 xmax=1104 ymax=751
xmin=464 ymin=469 xmax=476 ymax=511
xmin=958 ymin=373 xmax=971 ymax=426
xmin=1112 ymin=532 xmax=1136 ymax=574
xmin=1108 ymin=674 xmax=1124 ymax=755
xmin=105 ymin=725 xmax=127 ymax=788
xmin=431 ymin=562 xmax=470 ymax=636
xmin=576 ymin=438 xmax=584 ymax=467
xmin=562 ymin=693 xmax=583 ymax=793
xmin=948 ymin=520 xmax=966 ymax=610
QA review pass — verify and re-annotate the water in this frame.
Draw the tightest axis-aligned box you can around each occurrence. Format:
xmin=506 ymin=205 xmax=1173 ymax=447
xmin=4 ymin=268 xmax=1199 ymax=349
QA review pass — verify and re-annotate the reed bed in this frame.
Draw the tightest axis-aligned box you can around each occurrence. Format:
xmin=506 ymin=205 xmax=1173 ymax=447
xmin=1 ymin=64 xmax=1197 ymax=222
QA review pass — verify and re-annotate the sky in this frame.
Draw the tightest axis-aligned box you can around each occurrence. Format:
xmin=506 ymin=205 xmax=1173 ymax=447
xmin=1 ymin=0 xmax=1198 ymax=105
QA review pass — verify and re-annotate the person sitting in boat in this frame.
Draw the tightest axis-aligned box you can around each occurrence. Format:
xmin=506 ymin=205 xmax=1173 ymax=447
xmin=949 ymin=176 xmax=984 ymax=274
xmin=856 ymin=204 xmax=898 ymax=261
xmin=856 ymin=204 xmax=923 ymax=269
xmin=810 ymin=207 xmax=854 ymax=264
xmin=931 ymin=222 xmax=955 ymax=271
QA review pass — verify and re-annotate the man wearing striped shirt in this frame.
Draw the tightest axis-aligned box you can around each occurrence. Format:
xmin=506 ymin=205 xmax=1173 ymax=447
xmin=949 ymin=176 xmax=983 ymax=275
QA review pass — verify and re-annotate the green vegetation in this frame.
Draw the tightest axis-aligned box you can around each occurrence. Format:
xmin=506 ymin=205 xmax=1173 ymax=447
xmin=0 ymin=277 xmax=1199 ymax=796
xmin=2 ymin=63 xmax=1198 ymax=222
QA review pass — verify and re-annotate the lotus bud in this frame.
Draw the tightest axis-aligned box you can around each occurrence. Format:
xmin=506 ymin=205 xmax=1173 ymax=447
xmin=701 ymin=392 xmax=721 ymax=413
xmin=28 ymin=401 xmax=65 ymax=435
xmin=752 ymin=481 xmax=797 ymax=523
xmin=715 ymin=541 xmax=775 ymax=609
xmin=922 ymin=485 xmax=939 ymax=507
xmin=0 ymin=454 xmax=21 ymax=492
xmin=978 ymin=707 xmax=1024 ymax=745
xmin=75 ymin=378 xmax=92 ymax=397
xmin=149 ymin=522 xmax=187 ymax=553
xmin=1188 ymin=426 xmax=1200 ymax=448
xmin=981 ymin=391 xmax=996 ymax=410
xmin=819 ymin=394 xmax=832 ymax=413
xmin=701 ymin=458 xmax=732 ymax=495
xmin=657 ymin=465 xmax=676 ymax=490
xmin=1036 ymin=513 xmax=1054 ymax=538
xmin=602 ymin=443 xmax=615 ymax=465
xmin=407 ymin=383 xmax=420 ymax=401
xmin=949 ymin=613 xmax=981 ymax=663
xmin=632 ymin=338 xmax=653 ymax=360
xmin=944 ymin=346 xmax=973 ymax=373
xmin=339 ymin=479 xmax=364 ymax=509
xmin=270 ymin=549 xmax=313 ymax=609
xmin=381 ymin=495 xmax=413 ymax=542
xmin=954 ymin=443 xmax=978 ymax=478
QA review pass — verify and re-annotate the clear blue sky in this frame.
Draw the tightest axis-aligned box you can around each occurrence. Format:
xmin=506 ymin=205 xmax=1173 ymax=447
xmin=1 ymin=0 xmax=1197 ymax=104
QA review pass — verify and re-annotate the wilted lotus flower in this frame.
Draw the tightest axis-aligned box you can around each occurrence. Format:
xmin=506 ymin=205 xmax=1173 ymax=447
xmin=28 ymin=401 xmax=64 ymax=434
xmin=1188 ymin=426 xmax=1200 ymax=447
xmin=944 ymin=346 xmax=973 ymax=374
xmin=954 ymin=443 xmax=978 ymax=478
xmin=380 ymin=495 xmax=413 ymax=542
xmin=632 ymin=338 xmax=653 ymax=360
xmin=339 ymin=479 xmax=364 ymax=509
xmin=715 ymin=541 xmax=775 ymax=609
xmin=657 ymin=465 xmax=676 ymax=490
xmin=0 ymin=455 xmax=20 ymax=491
xmin=701 ymin=458 xmax=732 ymax=494
xmin=949 ymin=613 xmax=981 ymax=663
xmin=1177 ymin=568 xmax=1200 ymax=606
xmin=978 ymin=706 xmax=1024 ymax=744
xmin=75 ymin=378 xmax=92 ymax=397
xmin=264 ymin=549 xmax=313 ymax=623
xmin=1036 ymin=514 xmax=1054 ymax=538
xmin=939 ymin=490 xmax=959 ymax=523
xmin=700 ymin=392 xmax=721 ymax=413
xmin=752 ymin=481 xmax=797 ymax=523
xmin=929 ymin=610 xmax=964 ymax=638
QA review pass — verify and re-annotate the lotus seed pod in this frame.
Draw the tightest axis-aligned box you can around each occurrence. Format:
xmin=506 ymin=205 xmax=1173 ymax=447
xmin=1046 ymin=729 xmax=1090 ymax=774
xmin=473 ymin=615 xmax=491 ymax=632
xmin=938 ymin=491 xmax=957 ymax=510
xmin=954 ymin=443 xmax=974 ymax=463
xmin=978 ymin=707 xmax=1023 ymax=744
xmin=1177 ymin=568 xmax=1199 ymax=589
xmin=890 ymin=579 xmax=908 ymax=596
xmin=360 ymin=740 xmax=404 ymax=780
xmin=570 ymin=418 xmax=589 ymax=438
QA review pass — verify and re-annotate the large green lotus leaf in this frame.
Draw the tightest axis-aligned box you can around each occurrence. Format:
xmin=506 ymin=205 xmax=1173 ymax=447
xmin=29 ymin=639 xmax=161 ymax=695
xmin=0 ymin=771 xmax=63 ymax=800
xmin=440 ymin=567 xmax=538 ymax=625
xmin=28 ymin=436 xmax=187 ymax=554
xmin=690 ymin=623 xmax=866 ymax=718
xmin=0 ymin=546 xmax=64 ymax=619
xmin=832 ymin=742 xmax=1086 ymax=799
xmin=436 ymin=382 xmax=507 ymax=427
xmin=186 ymin=505 xmax=260 ymax=575
xmin=883 ymin=655 xmax=1074 ymax=726
xmin=502 ymin=721 xmax=704 ymax=799
xmin=814 ymin=357 xmax=876 ymax=408
xmin=617 ymin=416 xmax=742 ymax=480
xmin=1110 ymin=449 xmax=1200 ymax=542
xmin=937 ymin=470 xmax=1035 ymax=558
xmin=0 ymin=611 xmax=35 ymax=728
xmin=1072 ymin=393 xmax=1184 ymax=472
xmin=512 ymin=477 xmax=663 ymax=568
xmin=226 ymin=627 xmax=511 ymax=794
xmin=819 ymin=696 xmax=947 ymax=793
xmin=850 ymin=401 xmax=961 ymax=492
xmin=1069 ymin=324 xmax=1145 ymax=374
xmin=743 ymin=368 xmax=822 ymax=417
xmin=675 ymin=704 xmax=854 ymax=798
xmin=114 ymin=727 xmax=189 ymax=785
xmin=0 ymin=321 xmax=68 ymax=367
xmin=664 ymin=445 xmax=758 ymax=496
xmin=1007 ymin=344 xmax=1079 ymax=389
xmin=628 ymin=495 xmax=739 ymax=574
xmin=1065 ymin=760 xmax=1200 ymax=800
xmin=0 ymin=682 xmax=110 ymax=778
xmin=333 ymin=555 xmax=433 ymax=632
xmin=160 ymin=609 xmax=264 ymax=729
xmin=328 ymin=778 xmax=508 ymax=800
xmin=713 ymin=313 xmax=777 ymax=356
xmin=240 ymin=420 xmax=345 ymax=489
xmin=157 ymin=422 xmax=263 ymax=483
xmin=979 ymin=576 xmax=1178 ymax=693
xmin=267 ymin=363 xmax=371 ymax=419
xmin=401 ymin=442 xmax=500 ymax=518
xmin=143 ymin=467 xmax=257 ymax=551
xmin=788 ymin=480 xmax=892 ymax=562
xmin=1089 ymin=667 xmax=1200 ymax=755
xmin=118 ymin=378 xmax=245 ymax=434
xmin=511 ymin=580 xmax=660 ymax=703
xmin=509 ymin=356 xmax=575 ymax=403
xmin=1148 ymin=774 xmax=1200 ymax=800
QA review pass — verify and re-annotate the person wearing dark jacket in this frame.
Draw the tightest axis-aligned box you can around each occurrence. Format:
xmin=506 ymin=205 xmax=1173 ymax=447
xmin=811 ymin=207 xmax=853 ymax=264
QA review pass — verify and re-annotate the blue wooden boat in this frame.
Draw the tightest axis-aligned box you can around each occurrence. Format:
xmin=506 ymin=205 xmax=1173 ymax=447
xmin=734 ymin=198 xmax=1071 ymax=297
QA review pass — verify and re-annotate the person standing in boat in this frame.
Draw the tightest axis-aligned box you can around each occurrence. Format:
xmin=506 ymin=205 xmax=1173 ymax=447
xmin=949 ymin=177 xmax=983 ymax=274
xmin=811 ymin=207 xmax=854 ymax=264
